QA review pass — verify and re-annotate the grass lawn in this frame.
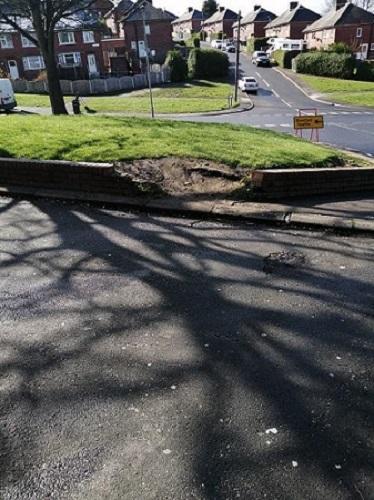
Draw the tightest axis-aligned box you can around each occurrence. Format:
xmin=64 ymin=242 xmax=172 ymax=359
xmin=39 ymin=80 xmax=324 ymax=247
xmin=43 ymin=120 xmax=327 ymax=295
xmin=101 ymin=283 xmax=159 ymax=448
xmin=15 ymin=81 xmax=236 ymax=114
xmin=299 ymin=75 xmax=374 ymax=107
xmin=0 ymin=115 xmax=344 ymax=168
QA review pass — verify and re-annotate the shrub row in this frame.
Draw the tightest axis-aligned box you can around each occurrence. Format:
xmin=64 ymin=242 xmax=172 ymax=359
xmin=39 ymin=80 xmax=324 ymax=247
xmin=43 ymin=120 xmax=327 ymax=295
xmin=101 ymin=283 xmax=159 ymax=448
xmin=188 ymin=48 xmax=229 ymax=79
xmin=246 ymin=37 xmax=268 ymax=53
xmin=355 ymin=61 xmax=374 ymax=82
xmin=295 ymin=52 xmax=355 ymax=79
xmin=165 ymin=50 xmax=188 ymax=82
xmin=272 ymin=49 xmax=301 ymax=69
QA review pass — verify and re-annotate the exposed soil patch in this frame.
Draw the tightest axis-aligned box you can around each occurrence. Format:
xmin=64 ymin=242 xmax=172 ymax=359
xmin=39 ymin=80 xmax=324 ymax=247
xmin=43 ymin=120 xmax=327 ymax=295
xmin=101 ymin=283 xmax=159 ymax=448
xmin=115 ymin=157 xmax=246 ymax=199
xmin=263 ymin=251 xmax=307 ymax=274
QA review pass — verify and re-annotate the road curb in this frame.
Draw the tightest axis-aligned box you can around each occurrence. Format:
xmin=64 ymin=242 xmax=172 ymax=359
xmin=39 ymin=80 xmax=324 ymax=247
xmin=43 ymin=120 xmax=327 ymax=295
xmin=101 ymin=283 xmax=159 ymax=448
xmin=1 ymin=185 xmax=373 ymax=234
xmin=273 ymin=68 xmax=339 ymax=107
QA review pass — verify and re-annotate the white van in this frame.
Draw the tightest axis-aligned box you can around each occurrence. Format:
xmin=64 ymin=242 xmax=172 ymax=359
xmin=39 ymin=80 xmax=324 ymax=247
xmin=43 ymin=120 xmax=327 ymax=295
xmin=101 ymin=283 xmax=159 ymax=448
xmin=0 ymin=79 xmax=17 ymax=112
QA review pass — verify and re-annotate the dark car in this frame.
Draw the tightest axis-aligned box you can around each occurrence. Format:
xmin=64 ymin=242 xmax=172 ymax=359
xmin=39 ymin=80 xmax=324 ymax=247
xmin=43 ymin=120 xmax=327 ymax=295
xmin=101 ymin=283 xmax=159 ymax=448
xmin=252 ymin=51 xmax=270 ymax=67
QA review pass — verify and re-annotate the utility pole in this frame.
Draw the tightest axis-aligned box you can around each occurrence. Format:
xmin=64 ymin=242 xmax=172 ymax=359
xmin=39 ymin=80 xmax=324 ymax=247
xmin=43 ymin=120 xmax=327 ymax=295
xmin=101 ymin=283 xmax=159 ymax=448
xmin=141 ymin=4 xmax=155 ymax=119
xmin=234 ymin=10 xmax=241 ymax=103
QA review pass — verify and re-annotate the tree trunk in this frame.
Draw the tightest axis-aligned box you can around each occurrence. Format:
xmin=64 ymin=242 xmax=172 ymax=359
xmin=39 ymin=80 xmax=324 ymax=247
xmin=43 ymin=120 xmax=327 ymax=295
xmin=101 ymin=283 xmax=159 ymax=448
xmin=44 ymin=51 xmax=68 ymax=115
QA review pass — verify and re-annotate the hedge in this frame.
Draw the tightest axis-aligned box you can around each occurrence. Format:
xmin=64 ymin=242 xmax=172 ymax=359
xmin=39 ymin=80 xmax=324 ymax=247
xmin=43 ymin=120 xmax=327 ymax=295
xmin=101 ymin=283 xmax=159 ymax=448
xmin=188 ymin=48 xmax=229 ymax=79
xmin=295 ymin=52 xmax=355 ymax=79
xmin=165 ymin=50 xmax=188 ymax=83
xmin=272 ymin=49 xmax=300 ymax=69
xmin=246 ymin=37 xmax=268 ymax=53
xmin=355 ymin=61 xmax=374 ymax=82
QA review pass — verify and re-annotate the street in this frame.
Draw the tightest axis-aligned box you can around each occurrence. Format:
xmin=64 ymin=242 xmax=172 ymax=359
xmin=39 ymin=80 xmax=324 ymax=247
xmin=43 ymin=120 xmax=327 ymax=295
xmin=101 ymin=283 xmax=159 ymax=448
xmin=0 ymin=196 xmax=373 ymax=499
xmin=178 ymin=51 xmax=374 ymax=157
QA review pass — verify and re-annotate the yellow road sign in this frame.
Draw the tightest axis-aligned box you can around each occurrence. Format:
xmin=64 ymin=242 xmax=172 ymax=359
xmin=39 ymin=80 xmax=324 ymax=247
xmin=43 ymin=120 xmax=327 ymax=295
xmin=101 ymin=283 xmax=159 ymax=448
xmin=294 ymin=115 xmax=324 ymax=130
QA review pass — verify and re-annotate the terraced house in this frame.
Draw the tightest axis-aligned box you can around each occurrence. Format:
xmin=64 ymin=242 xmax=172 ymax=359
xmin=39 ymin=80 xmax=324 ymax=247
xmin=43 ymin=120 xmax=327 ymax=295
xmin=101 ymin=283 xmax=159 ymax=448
xmin=265 ymin=2 xmax=321 ymax=40
xmin=202 ymin=7 xmax=238 ymax=41
xmin=172 ymin=7 xmax=204 ymax=41
xmin=304 ymin=0 xmax=374 ymax=60
xmin=0 ymin=1 xmax=112 ymax=81
xmin=233 ymin=5 xmax=276 ymax=43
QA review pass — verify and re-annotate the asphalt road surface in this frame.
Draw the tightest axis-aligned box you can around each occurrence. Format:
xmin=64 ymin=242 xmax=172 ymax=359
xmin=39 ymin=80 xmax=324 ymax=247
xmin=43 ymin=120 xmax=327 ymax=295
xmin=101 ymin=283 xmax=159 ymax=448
xmin=0 ymin=196 xmax=373 ymax=499
xmin=178 ymin=51 xmax=374 ymax=158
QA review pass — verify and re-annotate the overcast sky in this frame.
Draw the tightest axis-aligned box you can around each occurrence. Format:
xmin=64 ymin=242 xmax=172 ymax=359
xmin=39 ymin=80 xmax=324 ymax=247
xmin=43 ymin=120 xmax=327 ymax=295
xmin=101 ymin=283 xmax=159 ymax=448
xmin=152 ymin=0 xmax=326 ymax=16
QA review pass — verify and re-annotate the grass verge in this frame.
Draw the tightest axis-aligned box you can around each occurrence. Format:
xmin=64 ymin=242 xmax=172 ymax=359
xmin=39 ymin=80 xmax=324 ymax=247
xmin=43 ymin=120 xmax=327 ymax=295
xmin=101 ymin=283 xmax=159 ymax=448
xmin=298 ymin=75 xmax=374 ymax=107
xmin=0 ymin=115 xmax=345 ymax=168
xmin=15 ymin=80 xmax=237 ymax=114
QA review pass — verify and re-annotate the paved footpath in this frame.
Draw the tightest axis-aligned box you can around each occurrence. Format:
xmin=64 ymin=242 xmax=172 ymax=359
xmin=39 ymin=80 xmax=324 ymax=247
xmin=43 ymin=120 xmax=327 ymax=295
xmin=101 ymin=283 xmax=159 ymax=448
xmin=0 ymin=196 xmax=373 ymax=499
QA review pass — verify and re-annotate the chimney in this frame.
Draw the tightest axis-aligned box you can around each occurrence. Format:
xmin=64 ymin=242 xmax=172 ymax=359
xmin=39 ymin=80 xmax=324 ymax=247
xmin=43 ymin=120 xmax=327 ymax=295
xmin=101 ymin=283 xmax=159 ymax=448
xmin=254 ymin=5 xmax=261 ymax=11
xmin=188 ymin=7 xmax=193 ymax=12
xmin=290 ymin=1 xmax=298 ymax=9
xmin=336 ymin=0 xmax=347 ymax=10
xmin=219 ymin=6 xmax=225 ymax=12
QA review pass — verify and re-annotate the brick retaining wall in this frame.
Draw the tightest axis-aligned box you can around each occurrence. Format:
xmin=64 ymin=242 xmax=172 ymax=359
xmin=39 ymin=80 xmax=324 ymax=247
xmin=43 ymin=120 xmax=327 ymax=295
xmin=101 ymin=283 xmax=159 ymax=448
xmin=0 ymin=157 xmax=150 ymax=196
xmin=252 ymin=167 xmax=374 ymax=198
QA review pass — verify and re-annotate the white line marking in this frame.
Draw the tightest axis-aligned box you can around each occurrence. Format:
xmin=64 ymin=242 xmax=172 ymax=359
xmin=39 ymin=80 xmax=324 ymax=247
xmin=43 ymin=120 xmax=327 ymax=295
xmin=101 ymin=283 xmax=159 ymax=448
xmin=331 ymin=123 xmax=374 ymax=136
xmin=281 ymin=98 xmax=292 ymax=108
xmin=255 ymin=71 xmax=261 ymax=78
xmin=272 ymin=90 xmax=280 ymax=98
xmin=330 ymin=112 xmax=339 ymax=115
xmin=264 ymin=124 xmax=276 ymax=127
xmin=263 ymin=79 xmax=270 ymax=88
xmin=280 ymin=123 xmax=291 ymax=128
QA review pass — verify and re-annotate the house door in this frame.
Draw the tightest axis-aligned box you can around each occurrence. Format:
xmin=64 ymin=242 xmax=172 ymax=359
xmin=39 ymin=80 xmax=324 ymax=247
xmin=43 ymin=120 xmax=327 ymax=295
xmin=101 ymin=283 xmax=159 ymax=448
xmin=361 ymin=43 xmax=368 ymax=60
xmin=8 ymin=60 xmax=19 ymax=80
xmin=87 ymin=54 xmax=98 ymax=75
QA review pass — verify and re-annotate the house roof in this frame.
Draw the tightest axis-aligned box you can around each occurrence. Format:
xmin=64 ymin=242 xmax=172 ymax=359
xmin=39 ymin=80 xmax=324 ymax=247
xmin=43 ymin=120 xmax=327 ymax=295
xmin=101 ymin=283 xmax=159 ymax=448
xmin=265 ymin=3 xmax=320 ymax=29
xmin=172 ymin=8 xmax=203 ymax=25
xmin=202 ymin=8 xmax=238 ymax=25
xmin=304 ymin=2 xmax=374 ymax=33
xmin=122 ymin=0 xmax=176 ymax=22
xmin=233 ymin=7 xmax=276 ymax=28
xmin=104 ymin=0 xmax=134 ymax=18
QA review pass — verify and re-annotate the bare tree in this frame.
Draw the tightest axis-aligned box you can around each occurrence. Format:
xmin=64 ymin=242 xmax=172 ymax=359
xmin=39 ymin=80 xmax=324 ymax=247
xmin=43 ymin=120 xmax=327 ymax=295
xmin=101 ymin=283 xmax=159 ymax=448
xmin=0 ymin=0 xmax=99 ymax=114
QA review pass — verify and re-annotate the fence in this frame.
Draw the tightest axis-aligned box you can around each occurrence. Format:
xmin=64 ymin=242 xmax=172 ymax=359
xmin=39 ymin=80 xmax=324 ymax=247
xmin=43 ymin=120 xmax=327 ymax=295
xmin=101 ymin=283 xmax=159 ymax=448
xmin=12 ymin=70 xmax=170 ymax=95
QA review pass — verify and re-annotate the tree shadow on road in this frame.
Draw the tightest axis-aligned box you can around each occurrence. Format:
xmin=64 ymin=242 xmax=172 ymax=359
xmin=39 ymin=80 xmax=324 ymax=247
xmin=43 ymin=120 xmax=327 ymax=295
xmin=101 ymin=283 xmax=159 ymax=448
xmin=0 ymin=198 xmax=373 ymax=499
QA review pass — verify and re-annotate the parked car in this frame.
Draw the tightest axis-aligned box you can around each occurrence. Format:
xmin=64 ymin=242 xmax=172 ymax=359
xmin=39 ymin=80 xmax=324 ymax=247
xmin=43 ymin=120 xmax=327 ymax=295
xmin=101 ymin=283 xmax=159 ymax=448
xmin=252 ymin=51 xmax=270 ymax=67
xmin=225 ymin=43 xmax=236 ymax=53
xmin=211 ymin=40 xmax=223 ymax=49
xmin=0 ymin=79 xmax=17 ymax=112
xmin=238 ymin=76 xmax=259 ymax=94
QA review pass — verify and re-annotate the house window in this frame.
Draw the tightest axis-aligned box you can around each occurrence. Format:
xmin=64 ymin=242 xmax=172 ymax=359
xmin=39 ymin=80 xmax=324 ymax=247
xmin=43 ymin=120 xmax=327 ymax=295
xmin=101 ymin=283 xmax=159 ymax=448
xmin=23 ymin=56 xmax=45 ymax=70
xmin=58 ymin=32 xmax=75 ymax=45
xmin=83 ymin=31 xmax=95 ymax=43
xmin=371 ymin=42 xmax=374 ymax=51
xmin=356 ymin=27 xmax=362 ymax=38
xmin=58 ymin=52 xmax=81 ymax=66
xmin=145 ymin=24 xmax=151 ymax=35
xmin=0 ymin=34 xmax=13 ymax=48
xmin=21 ymin=35 xmax=36 ymax=47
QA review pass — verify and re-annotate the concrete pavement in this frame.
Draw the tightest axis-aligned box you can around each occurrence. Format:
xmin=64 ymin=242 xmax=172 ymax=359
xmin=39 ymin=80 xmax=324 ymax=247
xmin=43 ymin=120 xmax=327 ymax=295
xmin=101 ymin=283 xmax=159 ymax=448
xmin=0 ymin=196 xmax=373 ymax=499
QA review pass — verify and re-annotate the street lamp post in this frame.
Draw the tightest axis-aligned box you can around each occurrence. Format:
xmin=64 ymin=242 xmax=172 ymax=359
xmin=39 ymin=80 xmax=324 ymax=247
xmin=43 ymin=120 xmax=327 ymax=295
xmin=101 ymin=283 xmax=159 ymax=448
xmin=141 ymin=4 xmax=155 ymax=119
xmin=234 ymin=10 xmax=241 ymax=103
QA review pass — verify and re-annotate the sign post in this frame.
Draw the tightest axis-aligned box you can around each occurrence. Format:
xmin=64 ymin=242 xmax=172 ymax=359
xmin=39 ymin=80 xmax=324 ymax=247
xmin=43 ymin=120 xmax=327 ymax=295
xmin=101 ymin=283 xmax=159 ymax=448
xmin=294 ymin=109 xmax=324 ymax=142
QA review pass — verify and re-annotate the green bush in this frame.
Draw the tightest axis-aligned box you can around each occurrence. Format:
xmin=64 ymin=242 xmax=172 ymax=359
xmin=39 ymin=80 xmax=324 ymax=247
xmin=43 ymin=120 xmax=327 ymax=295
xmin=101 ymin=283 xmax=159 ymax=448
xmin=193 ymin=37 xmax=201 ymax=48
xmin=165 ymin=50 xmax=188 ymax=82
xmin=188 ymin=48 xmax=229 ymax=79
xmin=295 ymin=52 xmax=355 ymax=79
xmin=210 ymin=31 xmax=224 ymax=41
xmin=328 ymin=42 xmax=353 ymax=54
xmin=272 ymin=49 xmax=300 ymax=69
xmin=355 ymin=61 xmax=374 ymax=82
xmin=246 ymin=37 xmax=268 ymax=53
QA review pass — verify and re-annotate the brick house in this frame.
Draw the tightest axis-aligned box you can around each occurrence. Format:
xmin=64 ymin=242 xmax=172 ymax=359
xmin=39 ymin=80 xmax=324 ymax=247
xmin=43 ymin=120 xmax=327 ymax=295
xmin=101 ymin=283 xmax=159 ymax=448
xmin=304 ymin=0 xmax=374 ymax=60
xmin=202 ymin=7 xmax=238 ymax=41
xmin=265 ymin=2 xmax=321 ymax=40
xmin=233 ymin=5 xmax=276 ymax=43
xmin=172 ymin=7 xmax=203 ymax=41
xmin=120 ymin=0 xmax=176 ymax=69
xmin=0 ymin=1 xmax=113 ymax=80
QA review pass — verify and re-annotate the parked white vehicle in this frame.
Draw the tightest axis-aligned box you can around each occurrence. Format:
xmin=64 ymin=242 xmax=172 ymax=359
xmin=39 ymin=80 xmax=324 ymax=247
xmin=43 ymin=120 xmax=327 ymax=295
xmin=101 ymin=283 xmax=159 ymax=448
xmin=267 ymin=38 xmax=305 ymax=56
xmin=238 ymin=77 xmax=259 ymax=94
xmin=0 ymin=79 xmax=17 ymax=112
xmin=211 ymin=39 xmax=223 ymax=49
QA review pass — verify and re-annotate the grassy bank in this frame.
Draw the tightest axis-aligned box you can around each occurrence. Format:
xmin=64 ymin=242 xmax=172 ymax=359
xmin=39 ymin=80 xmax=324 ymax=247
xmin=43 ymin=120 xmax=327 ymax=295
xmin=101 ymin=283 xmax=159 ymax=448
xmin=0 ymin=115 xmax=344 ymax=168
xmin=15 ymin=80 xmax=236 ymax=114
xmin=299 ymin=75 xmax=374 ymax=107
